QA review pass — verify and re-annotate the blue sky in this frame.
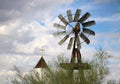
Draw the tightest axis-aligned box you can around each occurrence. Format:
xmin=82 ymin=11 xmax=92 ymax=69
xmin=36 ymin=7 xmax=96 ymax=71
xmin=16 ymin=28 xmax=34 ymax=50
xmin=0 ymin=0 xmax=120 ymax=84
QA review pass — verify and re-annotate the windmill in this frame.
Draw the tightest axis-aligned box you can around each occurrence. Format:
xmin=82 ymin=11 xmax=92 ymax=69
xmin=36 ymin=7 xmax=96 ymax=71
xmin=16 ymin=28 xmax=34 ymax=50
xmin=53 ymin=9 xmax=96 ymax=83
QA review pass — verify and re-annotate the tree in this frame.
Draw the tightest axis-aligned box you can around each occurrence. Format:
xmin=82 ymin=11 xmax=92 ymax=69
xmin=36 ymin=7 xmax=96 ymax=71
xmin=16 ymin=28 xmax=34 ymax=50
xmin=84 ymin=48 xmax=110 ymax=84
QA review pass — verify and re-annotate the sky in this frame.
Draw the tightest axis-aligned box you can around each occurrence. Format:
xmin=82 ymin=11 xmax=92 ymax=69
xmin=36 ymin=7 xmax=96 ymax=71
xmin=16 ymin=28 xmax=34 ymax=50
xmin=0 ymin=0 xmax=120 ymax=84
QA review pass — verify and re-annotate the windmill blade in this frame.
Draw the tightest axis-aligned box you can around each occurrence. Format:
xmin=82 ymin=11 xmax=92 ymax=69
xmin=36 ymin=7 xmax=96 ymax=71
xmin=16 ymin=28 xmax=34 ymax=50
xmin=80 ymin=33 xmax=90 ymax=44
xmin=58 ymin=14 xmax=68 ymax=26
xmin=73 ymin=9 xmax=81 ymax=22
xmin=53 ymin=23 xmax=66 ymax=30
xmin=67 ymin=10 xmax=73 ymax=22
xmin=67 ymin=37 xmax=73 ymax=50
xmin=58 ymin=35 xmax=69 ymax=45
xmin=78 ymin=12 xmax=90 ymax=23
xmin=83 ymin=28 xmax=95 ymax=36
xmin=53 ymin=31 xmax=66 ymax=37
xmin=82 ymin=20 xmax=96 ymax=27
xmin=76 ymin=37 xmax=81 ymax=50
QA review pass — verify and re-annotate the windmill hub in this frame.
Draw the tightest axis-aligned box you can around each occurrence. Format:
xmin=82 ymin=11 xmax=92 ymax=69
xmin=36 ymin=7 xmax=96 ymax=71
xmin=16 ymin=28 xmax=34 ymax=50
xmin=66 ymin=22 xmax=83 ymax=38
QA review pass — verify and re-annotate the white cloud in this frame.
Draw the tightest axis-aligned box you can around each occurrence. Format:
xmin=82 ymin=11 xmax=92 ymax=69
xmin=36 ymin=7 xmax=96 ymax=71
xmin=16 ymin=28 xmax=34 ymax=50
xmin=92 ymin=13 xmax=120 ymax=22
xmin=93 ymin=32 xmax=120 ymax=49
xmin=0 ymin=20 xmax=21 ymax=35
xmin=0 ymin=0 xmax=120 ymax=84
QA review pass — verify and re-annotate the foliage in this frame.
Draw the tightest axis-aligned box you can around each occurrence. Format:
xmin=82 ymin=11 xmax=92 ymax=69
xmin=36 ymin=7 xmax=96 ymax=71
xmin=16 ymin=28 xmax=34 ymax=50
xmin=85 ymin=48 xmax=111 ymax=84
xmin=11 ymin=49 xmax=120 ymax=84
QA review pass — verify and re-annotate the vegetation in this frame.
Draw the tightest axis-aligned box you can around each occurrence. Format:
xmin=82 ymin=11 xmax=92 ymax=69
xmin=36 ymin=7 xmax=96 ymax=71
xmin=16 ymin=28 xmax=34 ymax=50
xmin=11 ymin=49 xmax=120 ymax=84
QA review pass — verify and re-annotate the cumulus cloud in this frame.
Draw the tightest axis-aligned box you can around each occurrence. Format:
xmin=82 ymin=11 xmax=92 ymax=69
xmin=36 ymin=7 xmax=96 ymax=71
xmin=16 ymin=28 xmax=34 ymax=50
xmin=0 ymin=0 xmax=75 ymax=83
xmin=0 ymin=0 xmax=75 ymax=54
xmin=0 ymin=0 xmax=120 ymax=84
xmin=0 ymin=0 xmax=74 ymax=24
xmin=92 ymin=13 xmax=120 ymax=23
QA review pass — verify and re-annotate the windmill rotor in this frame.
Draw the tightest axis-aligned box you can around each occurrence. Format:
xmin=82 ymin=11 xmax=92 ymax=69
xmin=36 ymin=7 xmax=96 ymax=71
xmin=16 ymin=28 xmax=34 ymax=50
xmin=67 ymin=37 xmax=74 ymax=50
xmin=53 ymin=31 xmax=66 ymax=37
xmin=53 ymin=9 xmax=96 ymax=50
xmin=80 ymin=32 xmax=90 ymax=44
xmin=82 ymin=20 xmax=96 ymax=27
xmin=58 ymin=14 xmax=69 ymax=26
xmin=73 ymin=9 xmax=81 ymax=22
xmin=67 ymin=10 xmax=73 ymax=22
xmin=78 ymin=12 xmax=90 ymax=23
xmin=58 ymin=35 xmax=69 ymax=45
xmin=53 ymin=23 xmax=66 ymax=30
xmin=83 ymin=28 xmax=95 ymax=35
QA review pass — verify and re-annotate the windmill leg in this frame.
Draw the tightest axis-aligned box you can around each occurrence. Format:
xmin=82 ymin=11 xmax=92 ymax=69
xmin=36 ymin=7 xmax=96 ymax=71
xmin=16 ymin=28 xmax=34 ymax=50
xmin=78 ymin=68 xmax=86 ymax=84
xmin=67 ymin=69 xmax=73 ymax=83
xmin=70 ymin=49 xmax=76 ymax=63
xmin=70 ymin=38 xmax=76 ymax=63
xmin=77 ymin=50 xmax=81 ymax=63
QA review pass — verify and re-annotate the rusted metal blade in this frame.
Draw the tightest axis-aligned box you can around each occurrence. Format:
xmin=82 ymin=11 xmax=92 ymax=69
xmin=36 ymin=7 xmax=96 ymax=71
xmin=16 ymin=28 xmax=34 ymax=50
xmin=80 ymin=33 xmax=90 ymax=44
xmin=76 ymin=37 xmax=81 ymax=50
xmin=73 ymin=9 xmax=81 ymax=22
xmin=82 ymin=20 xmax=96 ymax=27
xmin=53 ymin=31 xmax=66 ymax=37
xmin=67 ymin=10 xmax=73 ymax=23
xmin=53 ymin=23 xmax=66 ymax=30
xmin=67 ymin=37 xmax=74 ymax=50
xmin=83 ymin=28 xmax=95 ymax=35
xmin=78 ymin=12 xmax=90 ymax=23
xmin=58 ymin=35 xmax=69 ymax=45
xmin=58 ymin=14 xmax=68 ymax=26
